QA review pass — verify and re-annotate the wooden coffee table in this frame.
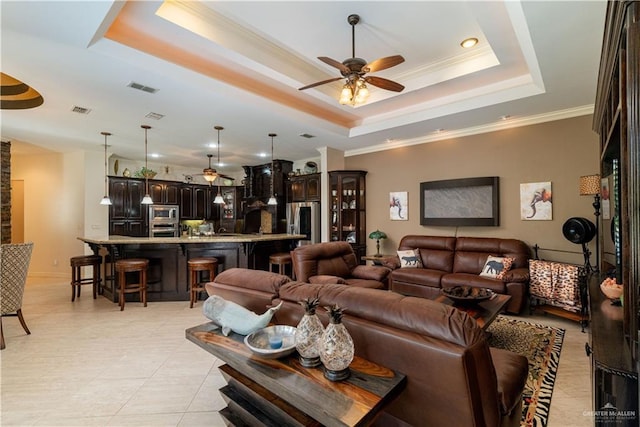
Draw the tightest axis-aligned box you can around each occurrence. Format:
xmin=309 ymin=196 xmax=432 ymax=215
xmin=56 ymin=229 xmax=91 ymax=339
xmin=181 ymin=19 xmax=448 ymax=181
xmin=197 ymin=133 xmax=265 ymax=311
xmin=186 ymin=323 xmax=406 ymax=427
xmin=434 ymin=293 xmax=511 ymax=329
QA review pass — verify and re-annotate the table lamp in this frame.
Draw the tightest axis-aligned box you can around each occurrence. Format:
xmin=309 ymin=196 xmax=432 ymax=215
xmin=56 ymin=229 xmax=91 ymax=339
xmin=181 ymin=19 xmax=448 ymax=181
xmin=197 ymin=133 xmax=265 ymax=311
xmin=579 ymin=174 xmax=601 ymax=272
xmin=368 ymin=230 xmax=387 ymax=257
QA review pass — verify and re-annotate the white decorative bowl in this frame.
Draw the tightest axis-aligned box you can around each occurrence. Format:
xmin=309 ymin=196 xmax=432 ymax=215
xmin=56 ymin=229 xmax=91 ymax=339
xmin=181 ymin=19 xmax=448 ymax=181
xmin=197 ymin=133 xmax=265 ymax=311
xmin=244 ymin=325 xmax=297 ymax=359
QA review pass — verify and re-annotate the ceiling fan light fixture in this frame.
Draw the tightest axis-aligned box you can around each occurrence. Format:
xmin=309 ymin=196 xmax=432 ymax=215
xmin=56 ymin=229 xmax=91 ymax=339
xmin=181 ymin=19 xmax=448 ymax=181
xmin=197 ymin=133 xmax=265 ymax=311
xmin=203 ymin=173 xmax=216 ymax=183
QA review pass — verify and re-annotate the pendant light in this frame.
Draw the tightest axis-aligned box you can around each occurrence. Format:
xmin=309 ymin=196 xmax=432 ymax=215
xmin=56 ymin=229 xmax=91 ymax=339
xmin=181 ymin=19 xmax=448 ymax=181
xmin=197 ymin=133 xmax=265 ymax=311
xmin=99 ymin=131 xmax=112 ymax=205
xmin=140 ymin=125 xmax=153 ymax=205
xmin=213 ymin=125 xmax=225 ymax=204
xmin=267 ymin=133 xmax=277 ymax=205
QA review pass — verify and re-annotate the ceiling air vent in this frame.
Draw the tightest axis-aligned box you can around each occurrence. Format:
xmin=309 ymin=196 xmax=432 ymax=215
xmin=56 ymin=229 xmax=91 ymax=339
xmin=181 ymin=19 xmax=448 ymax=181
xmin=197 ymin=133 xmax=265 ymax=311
xmin=145 ymin=112 xmax=164 ymax=120
xmin=71 ymin=105 xmax=91 ymax=114
xmin=127 ymin=81 xmax=159 ymax=94
xmin=299 ymin=133 xmax=315 ymax=139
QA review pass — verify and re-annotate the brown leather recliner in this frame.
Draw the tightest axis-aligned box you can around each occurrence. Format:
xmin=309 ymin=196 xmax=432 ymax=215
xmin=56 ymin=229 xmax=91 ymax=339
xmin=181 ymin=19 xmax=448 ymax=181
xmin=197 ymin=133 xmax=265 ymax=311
xmin=291 ymin=241 xmax=390 ymax=289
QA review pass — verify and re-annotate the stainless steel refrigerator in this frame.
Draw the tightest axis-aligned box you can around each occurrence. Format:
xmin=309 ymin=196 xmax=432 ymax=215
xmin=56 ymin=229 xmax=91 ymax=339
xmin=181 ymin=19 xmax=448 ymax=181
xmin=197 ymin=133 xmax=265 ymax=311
xmin=286 ymin=202 xmax=320 ymax=245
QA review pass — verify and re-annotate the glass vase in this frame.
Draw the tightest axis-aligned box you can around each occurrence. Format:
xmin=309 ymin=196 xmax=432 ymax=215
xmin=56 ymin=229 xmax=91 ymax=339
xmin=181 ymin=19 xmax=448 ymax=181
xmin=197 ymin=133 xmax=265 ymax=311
xmin=294 ymin=312 xmax=324 ymax=368
xmin=319 ymin=305 xmax=354 ymax=381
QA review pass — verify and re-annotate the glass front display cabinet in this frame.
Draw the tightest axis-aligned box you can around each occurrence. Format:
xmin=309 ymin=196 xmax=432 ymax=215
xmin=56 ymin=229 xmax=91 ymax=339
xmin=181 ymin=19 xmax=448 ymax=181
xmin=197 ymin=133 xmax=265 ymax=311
xmin=329 ymin=170 xmax=367 ymax=260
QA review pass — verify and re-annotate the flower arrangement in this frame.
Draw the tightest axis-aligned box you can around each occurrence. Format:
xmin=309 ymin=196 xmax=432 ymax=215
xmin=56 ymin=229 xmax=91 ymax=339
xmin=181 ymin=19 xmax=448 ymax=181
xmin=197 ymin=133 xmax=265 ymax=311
xmin=133 ymin=167 xmax=157 ymax=179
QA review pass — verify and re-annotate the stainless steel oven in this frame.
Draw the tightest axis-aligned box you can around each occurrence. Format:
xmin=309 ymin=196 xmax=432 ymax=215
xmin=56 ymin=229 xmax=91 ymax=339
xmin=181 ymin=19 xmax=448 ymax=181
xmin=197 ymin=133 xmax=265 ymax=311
xmin=149 ymin=205 xmax=180 ymax=237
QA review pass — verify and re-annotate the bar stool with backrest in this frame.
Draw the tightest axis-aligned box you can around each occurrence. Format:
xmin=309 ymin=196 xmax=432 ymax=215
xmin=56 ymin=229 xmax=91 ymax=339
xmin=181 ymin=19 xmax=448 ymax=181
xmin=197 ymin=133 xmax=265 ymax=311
xmin=269 ymin=252 xmax=294 ymax=279
xmin=114 ymin=258 xmax=149 ymax=311
xmin=188 ymin=257 xmax=218 ymax=308
xmin=69 ymin=255 xmax=102 ymax=301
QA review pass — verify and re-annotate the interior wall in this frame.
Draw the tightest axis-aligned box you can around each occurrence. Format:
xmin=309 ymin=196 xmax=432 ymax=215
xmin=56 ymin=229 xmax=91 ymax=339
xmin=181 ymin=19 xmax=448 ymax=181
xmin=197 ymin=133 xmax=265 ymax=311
xmin=346 ymin=115 xmax=600 ymax=265
xmin=12 ymin=151 xmax=88 ymax=277
xmin=10 ymin=180 xmax=24 ymax=243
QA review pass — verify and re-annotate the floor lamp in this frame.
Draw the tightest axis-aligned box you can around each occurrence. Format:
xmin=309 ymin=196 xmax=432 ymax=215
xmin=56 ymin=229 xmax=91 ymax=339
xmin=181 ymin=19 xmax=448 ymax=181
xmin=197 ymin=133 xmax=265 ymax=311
xmin=580 ymin=174 xmax=601 ymax=272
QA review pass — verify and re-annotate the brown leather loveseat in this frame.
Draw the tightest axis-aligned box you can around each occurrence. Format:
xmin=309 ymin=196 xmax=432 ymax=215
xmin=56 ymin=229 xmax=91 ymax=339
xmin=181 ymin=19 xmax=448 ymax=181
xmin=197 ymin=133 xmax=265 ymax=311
xmin=389 ymin=236 xmax=531 ymax=313
xmin=205 ymin=268 xmax=528 ymax=427
xmin=291 ymin=241 xmax=390 ymax=289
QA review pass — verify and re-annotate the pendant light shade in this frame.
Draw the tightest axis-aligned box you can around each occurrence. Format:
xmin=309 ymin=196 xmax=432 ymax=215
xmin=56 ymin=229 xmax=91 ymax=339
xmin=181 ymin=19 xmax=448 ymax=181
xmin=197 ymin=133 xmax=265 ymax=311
xmin=100 ymin=131 xmax=112 ymax=205
xmin=141 ymin=125 xmax=153 ymax=205
xmin=213 ymin=126 xmax=225 ymax=204
xmin=267 ymin=133 xmax=277 ymax=205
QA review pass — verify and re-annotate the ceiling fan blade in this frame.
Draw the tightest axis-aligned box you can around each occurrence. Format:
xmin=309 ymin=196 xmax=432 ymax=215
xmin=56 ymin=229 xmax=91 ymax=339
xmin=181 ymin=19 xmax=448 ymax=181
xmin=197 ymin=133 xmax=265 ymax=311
xmin=299 ymin=76 xmax=343 ymax=91
xmin=219 ymin=174 xmax=235 ymax=181
xmin=364 ymin=55 xmax=405 ymax=73
xmin=318 ymin=57 xmax=350 ymax=74
xmin=364 ymin=75 xmax=405 ymax=92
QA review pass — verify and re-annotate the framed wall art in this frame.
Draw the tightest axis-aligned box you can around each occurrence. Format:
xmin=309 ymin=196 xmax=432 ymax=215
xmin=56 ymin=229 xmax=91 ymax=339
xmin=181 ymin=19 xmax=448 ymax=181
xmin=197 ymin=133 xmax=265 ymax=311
xmin=520 ymin=181 xmax=552 ymax=220
xmin=389 ymin=191 xmax=408 ymax=220
xmin=420 ymin=177 xmax=499 ymax=226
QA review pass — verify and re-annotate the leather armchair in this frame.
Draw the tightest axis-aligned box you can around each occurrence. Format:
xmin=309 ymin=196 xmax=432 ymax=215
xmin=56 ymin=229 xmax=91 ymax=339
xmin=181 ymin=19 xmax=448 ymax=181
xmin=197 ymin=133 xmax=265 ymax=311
xmin=291 ymin=242 xmax=390 ymax=289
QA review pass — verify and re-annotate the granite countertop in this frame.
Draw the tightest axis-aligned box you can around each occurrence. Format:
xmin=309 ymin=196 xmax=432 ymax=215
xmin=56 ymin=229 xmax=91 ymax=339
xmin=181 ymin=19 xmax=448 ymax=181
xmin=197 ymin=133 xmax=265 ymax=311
xmin=79 ymin=234 xmax=306 ymax=245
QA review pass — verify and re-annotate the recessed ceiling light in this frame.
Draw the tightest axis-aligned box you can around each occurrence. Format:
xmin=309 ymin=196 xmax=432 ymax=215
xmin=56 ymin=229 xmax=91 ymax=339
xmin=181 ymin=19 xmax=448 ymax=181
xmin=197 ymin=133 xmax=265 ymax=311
xmin=460 ymin=37 xmax=478 ymax=48
xmin=258 ymin=152 xmax=267 ymax=158
xmin=435 ymin=128 xmax=445 ymax=133
xmin=150 ymin=153 xmax=160 ymax=158
xmin=500 ymin=115 xmax=511 ymax=121
xmin=207 ymin=143 xmax=217 ymax=149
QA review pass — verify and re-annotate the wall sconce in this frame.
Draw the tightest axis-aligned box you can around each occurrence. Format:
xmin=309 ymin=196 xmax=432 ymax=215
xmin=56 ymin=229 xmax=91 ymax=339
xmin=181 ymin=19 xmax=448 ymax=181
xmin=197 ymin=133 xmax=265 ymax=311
xmin=579 ymin=174 xmax=601 ymax=271
xmin=99 ymin=131 xmax=112 ymax=205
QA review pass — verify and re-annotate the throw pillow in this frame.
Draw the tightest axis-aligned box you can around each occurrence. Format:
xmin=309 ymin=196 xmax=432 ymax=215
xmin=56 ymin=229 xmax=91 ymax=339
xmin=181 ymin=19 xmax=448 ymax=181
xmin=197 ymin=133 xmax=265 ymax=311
xmin=397 ymin=249 xmax=423 ymax=268
xmin=480 ymin=256 xmax=514 ymax=279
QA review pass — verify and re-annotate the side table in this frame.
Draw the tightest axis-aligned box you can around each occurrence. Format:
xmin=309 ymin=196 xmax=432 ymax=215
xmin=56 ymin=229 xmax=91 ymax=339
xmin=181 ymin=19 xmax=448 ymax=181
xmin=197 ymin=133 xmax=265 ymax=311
xmin=361 ymin=254 xmax=396 ymax=266
xmin=186 ymin=323 xmax=406 ymax=427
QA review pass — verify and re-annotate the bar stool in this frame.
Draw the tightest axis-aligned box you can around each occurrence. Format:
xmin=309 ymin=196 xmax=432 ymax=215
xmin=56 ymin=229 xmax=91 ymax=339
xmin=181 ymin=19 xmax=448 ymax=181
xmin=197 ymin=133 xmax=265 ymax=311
xmin=115 ymin=258 xmax=149 ymax=311
xmin=269 ymin=252 xmax=294 ymax=279
xmin=188 ymin=257 xmax=218 ymax=308
xmin=69 ymin=255 xmax=102 ymax=301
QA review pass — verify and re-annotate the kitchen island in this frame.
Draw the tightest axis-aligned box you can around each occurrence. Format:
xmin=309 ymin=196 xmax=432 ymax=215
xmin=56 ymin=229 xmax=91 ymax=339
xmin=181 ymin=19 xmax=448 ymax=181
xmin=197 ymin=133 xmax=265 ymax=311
xmin=79 ymin=234 xmax=304 ymax=303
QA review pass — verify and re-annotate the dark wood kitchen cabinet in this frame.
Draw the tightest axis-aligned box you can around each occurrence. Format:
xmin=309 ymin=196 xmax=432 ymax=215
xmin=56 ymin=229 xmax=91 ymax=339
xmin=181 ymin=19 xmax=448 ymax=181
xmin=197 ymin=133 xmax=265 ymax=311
xmin=108 ymin=177 xmax=147 ymax=236
xmin=180 ymin=184 xmax=216 ymax=220
xmin=288 ymin=173 xmax=321 ymax=202
xmin=242 ymin=160 xmax=293 ymax=233
xmin=149 ymin=180 xmax=180 ymax=205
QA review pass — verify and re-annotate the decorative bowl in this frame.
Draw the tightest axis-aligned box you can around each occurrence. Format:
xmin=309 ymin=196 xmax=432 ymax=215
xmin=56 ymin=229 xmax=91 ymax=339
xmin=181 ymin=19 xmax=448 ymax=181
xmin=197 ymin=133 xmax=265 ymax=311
xmin=441 ymin=286 xmax=494 ymax=304
xmin=244 ymin=325 xmax=297 ymax=359
xmin=600 ymin=282 xmax=623 ymax=300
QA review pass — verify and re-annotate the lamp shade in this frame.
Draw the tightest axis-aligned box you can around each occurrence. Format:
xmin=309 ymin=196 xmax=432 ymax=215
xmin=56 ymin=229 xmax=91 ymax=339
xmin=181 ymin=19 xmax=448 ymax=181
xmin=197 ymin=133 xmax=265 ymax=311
xmin=368 ymin=230 xmax=387 ymax=240
xmin=579 ymin=175 xmax=600 ymax=196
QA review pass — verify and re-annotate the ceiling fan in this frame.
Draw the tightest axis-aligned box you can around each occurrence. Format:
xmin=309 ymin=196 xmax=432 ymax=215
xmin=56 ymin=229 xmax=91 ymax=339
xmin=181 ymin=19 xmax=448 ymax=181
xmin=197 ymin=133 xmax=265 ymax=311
xmin=197 ymin=126 xmax=234 ymax=183
xmin=299 ymin=14 xmax=405 ymax=104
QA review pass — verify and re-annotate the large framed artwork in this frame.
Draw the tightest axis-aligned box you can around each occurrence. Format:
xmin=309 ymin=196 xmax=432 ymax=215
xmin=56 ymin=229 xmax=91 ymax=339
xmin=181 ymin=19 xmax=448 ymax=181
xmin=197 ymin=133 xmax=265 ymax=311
xmin=420 ymin=177 xmax=499 ymax=226
xmin=520 ymin=181 xmax=552 ymax=220
xmin=389 ymin=191 xmax=408 ymax=220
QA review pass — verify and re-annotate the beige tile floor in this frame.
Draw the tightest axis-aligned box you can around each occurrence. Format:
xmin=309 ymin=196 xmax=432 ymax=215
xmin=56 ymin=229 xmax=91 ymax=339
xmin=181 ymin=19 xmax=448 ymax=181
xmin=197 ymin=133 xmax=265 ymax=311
xmin=1 ymin=277 xmax=592 ymax=426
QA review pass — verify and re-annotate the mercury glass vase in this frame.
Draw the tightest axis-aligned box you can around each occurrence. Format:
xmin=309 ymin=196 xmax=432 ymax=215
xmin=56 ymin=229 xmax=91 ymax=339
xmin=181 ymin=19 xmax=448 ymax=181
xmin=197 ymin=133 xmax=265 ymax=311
xmin=319 ymin=305 xmax=354 ymax=381
xmin=294 ymin=300 xmax=325 ymax=368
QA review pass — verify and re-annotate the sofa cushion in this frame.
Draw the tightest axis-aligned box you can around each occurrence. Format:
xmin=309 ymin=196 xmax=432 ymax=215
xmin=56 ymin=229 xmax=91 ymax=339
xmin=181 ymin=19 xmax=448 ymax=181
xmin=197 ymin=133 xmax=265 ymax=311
xmin=397 ymin=249 xmax=423 ymax=268
xmin=211 ymin=267 xmax=290 ymax=293
xmin=490 ymin=347 xmax=529 ymax=414
xmin=309 ymin=275 xmax=347 ymax=285
xmin=480 ymin=256 xmax=514 ymax=279
xmin=398 ymin=235 xmax=456 ymax=272
xmin=391 ymin=268 xmax=445 ymax=288
xmin=454 ymin=237 xmax=531 ymax=272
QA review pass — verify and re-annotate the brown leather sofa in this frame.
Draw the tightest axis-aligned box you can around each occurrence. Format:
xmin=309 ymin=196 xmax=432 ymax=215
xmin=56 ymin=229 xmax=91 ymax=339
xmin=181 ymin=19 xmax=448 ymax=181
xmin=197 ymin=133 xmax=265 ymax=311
xmin=205 ymin=268 xmax=528 ymax=427
xmin=291 ymin=241 xmax=390 ymax=289
xmin=389 ymin=235 xmax=531 ymax=313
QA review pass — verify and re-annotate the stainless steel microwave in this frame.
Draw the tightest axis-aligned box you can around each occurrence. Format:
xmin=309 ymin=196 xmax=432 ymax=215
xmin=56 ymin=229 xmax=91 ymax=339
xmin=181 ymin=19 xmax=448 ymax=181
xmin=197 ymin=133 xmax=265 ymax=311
xmin=149 ymin=205 xmax=179 ymax=223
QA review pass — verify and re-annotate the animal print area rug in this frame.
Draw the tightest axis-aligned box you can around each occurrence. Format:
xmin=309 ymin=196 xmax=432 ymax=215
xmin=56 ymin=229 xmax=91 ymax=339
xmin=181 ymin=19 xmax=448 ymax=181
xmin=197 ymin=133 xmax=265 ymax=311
xmin=487 ymin=316 xmax=565 ymax=427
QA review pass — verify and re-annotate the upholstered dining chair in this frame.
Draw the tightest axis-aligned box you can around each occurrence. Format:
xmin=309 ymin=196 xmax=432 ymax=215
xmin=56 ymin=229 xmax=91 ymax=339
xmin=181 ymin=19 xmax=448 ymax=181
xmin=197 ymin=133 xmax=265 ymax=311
xmin=1 ymin=242 xmax=34 ymax=350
